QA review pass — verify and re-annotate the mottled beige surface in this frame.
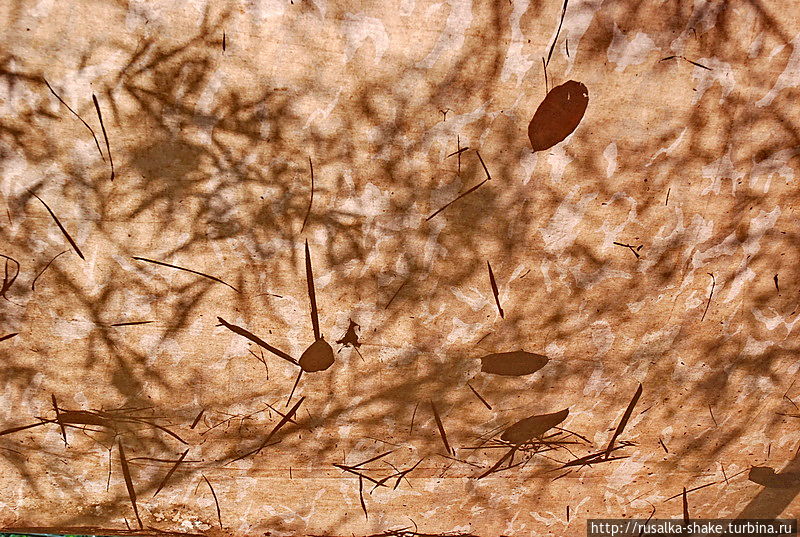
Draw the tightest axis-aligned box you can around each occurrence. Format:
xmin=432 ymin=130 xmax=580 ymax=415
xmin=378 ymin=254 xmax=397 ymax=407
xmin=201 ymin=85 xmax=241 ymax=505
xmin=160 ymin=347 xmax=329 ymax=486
xmin=2 ymin=0 xmax=800 ymax=535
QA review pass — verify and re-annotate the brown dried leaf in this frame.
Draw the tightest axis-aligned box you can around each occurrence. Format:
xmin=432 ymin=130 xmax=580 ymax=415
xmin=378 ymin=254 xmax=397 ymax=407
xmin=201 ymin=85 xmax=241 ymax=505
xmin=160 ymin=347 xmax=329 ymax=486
xmin=480 ymin=351 xmax=549 ymax=376
xmin=528 ymin=80 xmax=588 ymax=152
xmin=500 ymin=408 xmax=569 ymax=444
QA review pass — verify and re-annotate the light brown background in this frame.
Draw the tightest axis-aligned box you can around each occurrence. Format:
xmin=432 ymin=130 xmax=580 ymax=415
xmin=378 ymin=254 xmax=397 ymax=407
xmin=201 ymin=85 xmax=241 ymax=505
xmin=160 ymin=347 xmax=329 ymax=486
xmin=1 ymin=0 xmax=800 ymax=535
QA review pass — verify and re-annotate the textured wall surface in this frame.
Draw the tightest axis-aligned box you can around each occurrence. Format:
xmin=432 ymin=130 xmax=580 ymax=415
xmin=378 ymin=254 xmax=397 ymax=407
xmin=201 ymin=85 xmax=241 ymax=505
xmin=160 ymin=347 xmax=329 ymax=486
xmin=1 ymin=0 xmax=800 ymax=535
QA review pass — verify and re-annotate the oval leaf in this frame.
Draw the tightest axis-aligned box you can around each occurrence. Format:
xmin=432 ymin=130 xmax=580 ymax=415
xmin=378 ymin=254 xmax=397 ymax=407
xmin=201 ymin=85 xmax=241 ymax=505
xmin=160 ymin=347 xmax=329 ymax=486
xmin=300 ymin=338 xmax=335 ymax=372
xmin=480 ymin=351 xmax=549 ymax=376
xmin=501 ymin=408 xmax=569 ymax=444
xmin=528 ymin=80 xmax=588 ymax=151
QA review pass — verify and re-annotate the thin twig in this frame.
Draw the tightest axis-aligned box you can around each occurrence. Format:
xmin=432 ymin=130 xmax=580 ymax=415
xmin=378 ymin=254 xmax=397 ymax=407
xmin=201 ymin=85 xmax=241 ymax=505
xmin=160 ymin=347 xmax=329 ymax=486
xmin=546 ymin=0 xmax=569 ymax=67
xmin=133 ymin=257 xmax=238 ymax=292
xmin=659 ymin=55 xmax=711 ymax=70
xmin=487 ymin=261 xmax=504 ymax=318
xmin=202 ymin=475 xmax=223 ymax=529
xmin=110 ymin=321 xmax=153 ymax=327
xmin=32 ymin=194 xmax=85 ymax=260
xmin=92 ymin=93 xmax=115 ymax=181
xmin=42 ymin=78 xmax=105 ymax=160
xmin=0 ymin=254 xmax=19 ymax=299
xmin=385 ymin=280 xmax=407 ymax=310
xmin=542 ymin=57 xmax=548 ymax=93
xmin=701 ymin=273 xmax=715 ymax=321
xmin=358 ymin=474 xmax=368 ymax=520
xmin=467 ymin=382 xmax=492 ymax=410
xmin=153 ymin=449 xmax=189 ymax=497
xmin=426 ymin=178 xmax=489 ymax=221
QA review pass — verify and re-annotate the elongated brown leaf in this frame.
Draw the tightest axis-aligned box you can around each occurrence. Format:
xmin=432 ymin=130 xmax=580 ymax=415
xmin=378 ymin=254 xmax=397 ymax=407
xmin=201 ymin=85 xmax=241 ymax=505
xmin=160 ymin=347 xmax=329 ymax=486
xmin=153 ymin=449 xmax=189 ymax=497
xmin=0 ymin=420 xmax=52 ymax=436
xmin=190 ymin=410 xmax=204 ymax=429
xmin=559 ymin=444 xmax=631 ymax=469
xmin=258 ymin=396 xmax=304 ymax=450
xmin=110 ymin=320 xmax=153 ymax=327
xmin=446 ymin=146 xmax=469 ymax=158
xmin=480 ymin=351 xmax=549 ymax=376
xmin=264 ymin=403 xmax=298 ymax=424
xmin=475 ymin=150 xmax=492 ymax=181
xmin=487 ymin=261 xmax=504 ymax=318
xmin=501 ymin=408 xmax=569 ymax=444
xmin=430 ymin=401 xmax=453 ymax=455
xmin=477 ymin=446 xmax=518 ymax=479
xmin=124 ymin=417 xmax=188 ymax=445
xmin=384 ymin=280 xmax=407 ymax=309
xmin=118 ymin=440 xmax=143 ymax=529
xmin=216 ymin=317 xmax=298 ymax=365
xmin=349 ymin=450 xmax=394 ymax=469
xmin=286 ymin=369 xmax=303 ymax=408
xmin=130 ymin=456 xmax=199 ymax=463
xmin=545 ymin=0 xmax=569 ymax=67
xmin=333 ymin=464 xmax=388 ymax=488
xmin=51 ymin=395 xmax=67 ymax=447
xmin=231 ymin=397 xmax=305 ymax=463
xmin=58 ymin=410 xmax=113 ymax=428
xmin=467 ymin=382 xmax=492 ymax=410
xmin=92 ymin=93 xmax=115 ymax=181
xmin=604 ymin=383 xmax=643 ymax=459
xmin=305 ymin=240 xmax=321 ymax=341
xmin=665 ymin=481 xmax=717 ymax=501
xmin=393 ymin=458 xmax=424 ymax=489
xmin=702 ymin=273 xmax=715 ymax=322
xmin=682 ymin=487 xmax=689 ymax=524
